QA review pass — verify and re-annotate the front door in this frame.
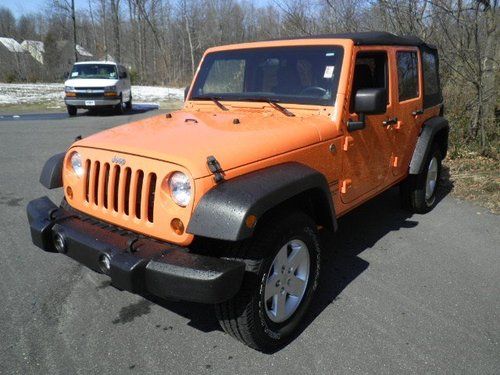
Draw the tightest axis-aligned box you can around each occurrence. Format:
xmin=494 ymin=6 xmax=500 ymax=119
xmin=340 ymin=49 xmax=394 ymax=204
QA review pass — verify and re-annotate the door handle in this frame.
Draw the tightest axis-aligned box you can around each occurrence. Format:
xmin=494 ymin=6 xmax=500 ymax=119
xmin=412 ymin=109 xmax=424 ymax=116
xmin=382 ymin=117 xmax=398 ymax=126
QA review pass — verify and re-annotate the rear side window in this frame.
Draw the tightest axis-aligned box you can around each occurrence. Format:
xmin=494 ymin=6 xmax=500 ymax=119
xmin=397 ymin=51 xmax=419 ymax=101
xmin=422 ymin=48 xmax=441 ymax=108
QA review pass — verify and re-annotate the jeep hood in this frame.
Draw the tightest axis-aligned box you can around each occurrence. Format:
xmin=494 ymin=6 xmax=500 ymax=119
xmin=74 ymin=110 xmax=326 ymax=179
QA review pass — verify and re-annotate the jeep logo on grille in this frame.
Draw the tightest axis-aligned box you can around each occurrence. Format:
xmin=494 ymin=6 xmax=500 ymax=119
xmin=111 ymin=156 xmax=126 ymax=165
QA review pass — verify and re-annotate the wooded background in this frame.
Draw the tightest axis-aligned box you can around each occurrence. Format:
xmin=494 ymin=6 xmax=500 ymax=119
xmin=0 ymin=0 xmax=498 ymax=153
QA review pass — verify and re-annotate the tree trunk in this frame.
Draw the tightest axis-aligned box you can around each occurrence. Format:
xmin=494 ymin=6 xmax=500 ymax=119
xmin=110 ymin=0 xmax=121 ymax=62
xmin=185 ymin=13 xmax=195 ymax=76
xmin=71 ymin=0 xmax=77 ymax=62
xmin=478 ymin=1 xmax=498 ymax=150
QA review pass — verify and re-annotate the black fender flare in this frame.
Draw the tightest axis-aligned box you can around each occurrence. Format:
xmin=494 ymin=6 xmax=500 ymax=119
xmin=409 ymin=117 xmax=449 ymax=175
xmin=187 ymin=162 xmax=337 ymax=241
xmin=39 ymin=152 xmax=65 ymax=189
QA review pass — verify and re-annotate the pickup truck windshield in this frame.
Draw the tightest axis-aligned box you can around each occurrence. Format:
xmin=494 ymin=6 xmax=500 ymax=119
xmin=191 ymin=46 xmax=343 ymax=106
xmin=70 ymin=64 xmax=118 ymax=79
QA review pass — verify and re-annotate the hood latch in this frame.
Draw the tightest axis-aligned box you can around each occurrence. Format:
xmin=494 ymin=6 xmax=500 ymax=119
xmin=207 ymin=156 xmax=225 ymax=183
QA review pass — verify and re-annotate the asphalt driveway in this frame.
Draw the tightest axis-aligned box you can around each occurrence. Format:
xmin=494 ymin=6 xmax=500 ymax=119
xmin=0 ymin=108 xmax=498 ymax=374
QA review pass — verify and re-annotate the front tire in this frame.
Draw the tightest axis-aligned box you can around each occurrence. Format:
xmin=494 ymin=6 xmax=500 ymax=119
xmin=125 ymin=95 xmax=132 ymax=111
xmin=115 ymin=95 xmax=125 ymax=115
xmin=215 ymin=211 xmax=321 ymax=352
xmin=67 ymin=105 xmax=77 ymax=116
xmin=400 ymin=144 xmax=442 ymax=213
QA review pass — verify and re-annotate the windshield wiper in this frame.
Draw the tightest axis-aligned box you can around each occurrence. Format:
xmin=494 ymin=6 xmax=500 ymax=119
xmin=191 ymin=95 xmax=228 ymax=111
xmin=243 ymin=97 xmax=295 ymax=117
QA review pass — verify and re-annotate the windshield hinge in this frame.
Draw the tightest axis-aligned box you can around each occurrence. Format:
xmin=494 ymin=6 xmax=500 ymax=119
xmin=207 ymin=156 xmax=225 ymax=183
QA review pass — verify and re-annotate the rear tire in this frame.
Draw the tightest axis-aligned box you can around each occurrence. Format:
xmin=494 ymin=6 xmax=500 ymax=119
xmin=400 ymin=144 xmax=442 ymax=213
xmin=67 ymin=105 xmax=77 ymax=116
xmin=215 ymin=210 xmax=321 ymax=352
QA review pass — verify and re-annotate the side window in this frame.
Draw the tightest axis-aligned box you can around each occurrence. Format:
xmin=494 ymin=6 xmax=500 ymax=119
xmin=422 ymin=49 xmax=441 ymax=108
xmin=351 ymin=52 xmax=388 ymax=112
xmin=119 ymin=66 xmax=127 ymax=79
xmin=397 ymin=51 xmax=419 ymax=101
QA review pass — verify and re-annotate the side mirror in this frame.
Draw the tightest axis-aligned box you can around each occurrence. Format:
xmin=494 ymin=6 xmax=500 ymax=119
xmin=353 ymin=88 xmax=387 ymax=114
xmin=348 ymin=88 xmax=387 ymax=132
xmin=184 ymin=86 xmax=190 ymax=101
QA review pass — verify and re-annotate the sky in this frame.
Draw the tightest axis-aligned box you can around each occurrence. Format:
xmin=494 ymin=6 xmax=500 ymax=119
xmin=0 ymin=0 xmax=271 ymax=18
xmin=0 ymin=0 xmax=88 ymax=17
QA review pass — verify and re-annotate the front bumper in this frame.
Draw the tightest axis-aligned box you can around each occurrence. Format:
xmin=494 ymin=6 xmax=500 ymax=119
xmin=65 ymin=98 xmax=120 ymax=107
xmin=27 ymin=196 xmax=245 ymax=304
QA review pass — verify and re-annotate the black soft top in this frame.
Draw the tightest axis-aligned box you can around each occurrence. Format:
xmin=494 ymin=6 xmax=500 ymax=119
xmin=282 ymin=31 xmax=436 ymax=49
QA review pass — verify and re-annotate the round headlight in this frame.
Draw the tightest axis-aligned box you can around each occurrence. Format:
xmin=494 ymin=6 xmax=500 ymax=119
xmin=169 ymin=172 xmax=191 ymax=207
xmin=70 ymin=152 xmax=84 ymax=177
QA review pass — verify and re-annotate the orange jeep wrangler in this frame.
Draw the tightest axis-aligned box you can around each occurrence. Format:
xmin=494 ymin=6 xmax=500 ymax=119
xmin=27 ymin=32 xmax=449 ymax=351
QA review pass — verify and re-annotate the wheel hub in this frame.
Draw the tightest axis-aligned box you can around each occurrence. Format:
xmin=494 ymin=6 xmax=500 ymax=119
xmin=264 ymin=239 xmax=310 ymax=323
xmin=425 ymin=156 xmax=438 ymax=201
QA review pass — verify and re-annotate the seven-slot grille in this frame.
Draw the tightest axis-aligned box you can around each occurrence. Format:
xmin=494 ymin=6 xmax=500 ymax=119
xmin=84 ymin=159 xmax=157 ymax=222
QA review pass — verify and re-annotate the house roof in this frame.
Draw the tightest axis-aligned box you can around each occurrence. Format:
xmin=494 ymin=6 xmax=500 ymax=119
xmin=21 ymin=40 xmax=45 ymax=64
xmin=21 ymin=40 xmax=45 ymax=53
xmin=0 ymin=37 xmax=24 ymax=52
xmin=76 ymin=44 xmax=93 ymax=57
xmin=56 ymin=40 xmax=93 ymax=57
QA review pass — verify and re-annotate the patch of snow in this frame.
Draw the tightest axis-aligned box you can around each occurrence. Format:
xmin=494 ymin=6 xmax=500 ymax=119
xmin=132 ymin=86 xmax=184 ymax=102
xmin=0 ymin=83 xmax=184 ymax=106
xmin=0 ymin=37 xmax=24 ymax=53
xmin=0 ymin=83 xmax=63 ymax=105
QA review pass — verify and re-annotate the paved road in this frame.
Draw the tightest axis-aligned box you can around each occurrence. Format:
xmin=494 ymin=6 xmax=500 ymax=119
xmin=0 ymin=108 xmax=498 ymax=375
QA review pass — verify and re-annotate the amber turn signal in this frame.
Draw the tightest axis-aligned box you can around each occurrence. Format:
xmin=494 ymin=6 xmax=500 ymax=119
xmin=170 ymin=218 xmax=184 ymax=235
xmin=104 ymin=92 xmax=118 ymax=97
xmin=65 ymin=92 xmax=76 ymax=97
xmin=245 ymin=214 xmax=257 ymax=228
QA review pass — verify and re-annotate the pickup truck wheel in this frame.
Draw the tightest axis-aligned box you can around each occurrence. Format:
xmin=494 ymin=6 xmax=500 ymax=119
xmin=214 ymin=211 xmax=320 ymax=352
xmin=67 ymin=105 xmax=77 ymax=116
xmin=400 ymin=145 xmax=442 ymax=214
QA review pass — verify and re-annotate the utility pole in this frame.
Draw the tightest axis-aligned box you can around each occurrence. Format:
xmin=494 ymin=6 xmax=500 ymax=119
xmin=71 ymin=0 xmax=77 ymax=62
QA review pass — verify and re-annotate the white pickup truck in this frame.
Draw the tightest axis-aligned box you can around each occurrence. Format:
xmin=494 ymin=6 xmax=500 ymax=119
xmin=64 ymin=61 xmax=132 ymax=116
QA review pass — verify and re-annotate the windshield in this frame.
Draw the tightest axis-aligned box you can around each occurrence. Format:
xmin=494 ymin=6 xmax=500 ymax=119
xmin=70 ymin=64 xmax=117 ymax=79
xmin=190 ymin=46 xmax=343 ymax=106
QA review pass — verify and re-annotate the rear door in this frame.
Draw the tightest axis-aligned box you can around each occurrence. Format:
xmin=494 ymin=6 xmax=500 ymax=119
xmin=389 ymin=47 xmax=424 ymax=178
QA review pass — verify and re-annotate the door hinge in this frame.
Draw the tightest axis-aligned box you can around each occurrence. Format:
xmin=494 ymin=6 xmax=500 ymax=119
xmin=343 ymin=136 xmax=354 ymax=151
xmin=340 ymin=179 xmax=352 ymax=194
